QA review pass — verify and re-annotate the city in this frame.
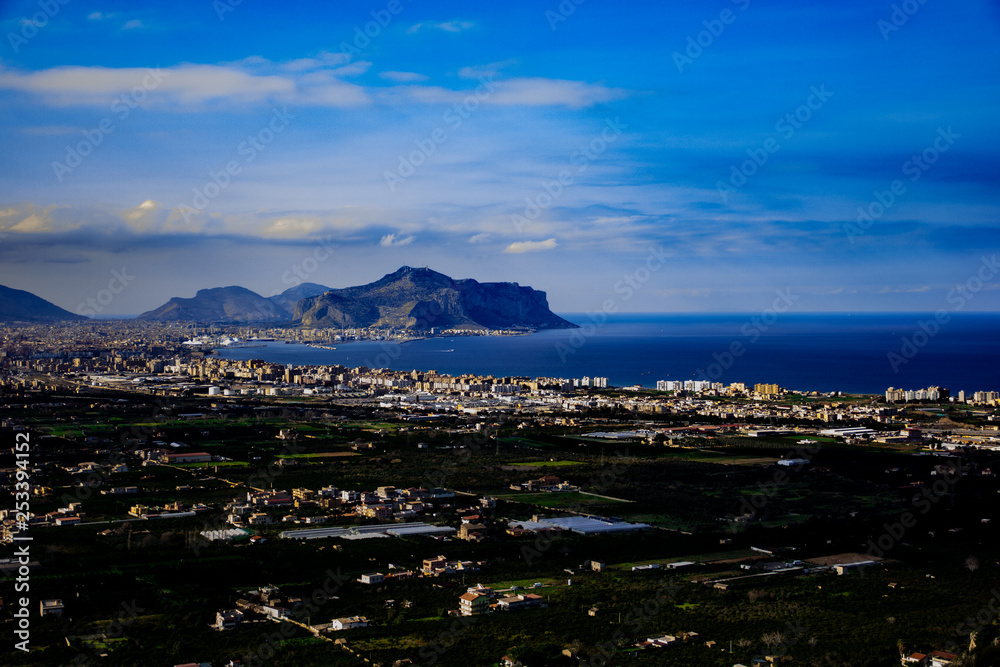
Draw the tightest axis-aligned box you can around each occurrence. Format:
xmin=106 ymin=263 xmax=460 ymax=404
xmin=2 ymin=318 xmax=1000 ymax=665
xmin=3 ymin=1 xmax=999 ymax=665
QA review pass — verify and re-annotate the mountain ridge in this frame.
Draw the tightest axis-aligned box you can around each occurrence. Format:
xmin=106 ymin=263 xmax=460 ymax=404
xmin=295 ymin=266 xmax=576 ymax=330
xmin=0 ymin=284 xmax=88 ymax=322
xmin=138 ymin=268 xmax=576 ymax=329
xmin=137 ymin=283 xmax=330 ymax=322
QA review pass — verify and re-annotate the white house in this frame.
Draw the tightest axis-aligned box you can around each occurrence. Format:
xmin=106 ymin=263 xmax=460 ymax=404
xmin=331 ymin=616 xmax=369 ymax=631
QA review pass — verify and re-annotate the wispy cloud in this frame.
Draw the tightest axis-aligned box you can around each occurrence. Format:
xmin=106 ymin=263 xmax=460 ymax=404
xmin=407 ymin=20 xmax=474 ymax=34
xmin=379 ymin=70 xmax=429 ymax=83
xmin=490 ymin=78 xmax=627 ymax=108
xmin=503 ymin=238 xmax=558 ymax=254
xmin=0 ymin=61 xmax=623 ymax=110
xmin=379 ymin=233 xmax=416 ymax=247
xmin=457 ymin=61 xmax=515 ymax=80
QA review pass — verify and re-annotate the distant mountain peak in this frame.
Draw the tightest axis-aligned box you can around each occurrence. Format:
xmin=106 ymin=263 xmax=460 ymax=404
xmin=134 ymin=268 xmax=573 ymax=329
xmin=0 ymin=284 xmax=87 ymax=322
xmin=138 ymin=283 xmax=329 ymax=323
xmin=296 ymin=267 xmax=575 ymax=330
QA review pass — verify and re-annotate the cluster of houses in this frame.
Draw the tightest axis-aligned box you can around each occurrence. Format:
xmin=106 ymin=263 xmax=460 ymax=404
xmin=637 ymin=631 xmax=700 ymax=648
xmin=223 ymin=485 xmax=459 ymax=529
xmin=457 ymin=584 xmax=547 ymax=617
xmin=129 ymin=500 xmax=206 ymax=520
xmin=213 ymin=586 xmax=370 ymax=634
xmin=901 ymin=650 xmax=958 ymax=667
xmin=357 ymin=571 xmax=414 ymax=585
xmin=510 ymin=475 xmax=577 ymax=493
xmin=421 ymin=555 xmax=479 ymax=576
xmin=1 ymin=501 xmax=87 ymax=541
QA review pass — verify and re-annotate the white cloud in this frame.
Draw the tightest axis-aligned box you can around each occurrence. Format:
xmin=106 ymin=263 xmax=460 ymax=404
xmin=0 ymin=58 xmax=623 ymax=110
xmin=503 ymin=238 xmax=558 ymax=254
xmin=457 ymin=61 xmax=515 ymax=80
xmin=468 ymin=233 xmax=492 ymax=244
xmin=121 ymin=19 xmax=144 ymax=30
xmin=122 ymin=200 xmax=162 ymax=232
xmin=380 ymin=70 xmax=430 ymax=83
xmin=436 ymin=20 xmax=474 ymax=32
xmin=0 ymin=203 xmax=383 ymax=242
xmin=262 ymin=216 xmax=323 ymax=238
xmin=491 ymin=78 xmax=627 ymax=108
xmin=379 ymin=233 xmax=416 ymax=247
xmin=280 ymin=52 xmax=351 ymax=72
xmin=407 ymin=20 xmax=474 ymax=34
xmin=0 ymin=63 xmax=373 ymax=108
xmin=0 ymin=64 xmax=291 ymax=106
xmin=591 ymin=215 xmax=648 ymax=226
xmin=9 ymin=213 xmax=52 ymax=233
xmin=374 ymin=76 xmax=625 ymax=108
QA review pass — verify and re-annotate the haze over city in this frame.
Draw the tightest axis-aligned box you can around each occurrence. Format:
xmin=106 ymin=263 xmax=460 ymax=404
xmin=1 ymin=0 xmax=998 ymax=315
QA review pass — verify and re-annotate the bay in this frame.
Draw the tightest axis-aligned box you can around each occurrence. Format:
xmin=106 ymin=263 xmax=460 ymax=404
xmin=214 ymin=313 xmax=1000 ymax=395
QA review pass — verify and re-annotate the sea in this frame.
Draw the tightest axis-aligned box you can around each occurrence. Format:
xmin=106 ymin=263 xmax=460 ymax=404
xmin=213 ymin=313 xmax=1000 ymax=395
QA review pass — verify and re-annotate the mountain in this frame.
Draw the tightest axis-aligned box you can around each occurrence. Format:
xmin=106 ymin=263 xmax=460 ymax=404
xmin=266 ymin=282 xmax=330 ymax=316
xmin=0 ymin=284 xmax=88 ymax=322
xmin=294 ymin=266 xmax=576 ymax=330
xmin=138 ymin=286 xmax=290 ymax=322
xmin=138 ymin=283 xmax=334 ymax=322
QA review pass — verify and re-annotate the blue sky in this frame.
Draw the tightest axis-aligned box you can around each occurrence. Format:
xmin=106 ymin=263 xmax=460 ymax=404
xmin=0 ymin=0 xmax=998 ymax=315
